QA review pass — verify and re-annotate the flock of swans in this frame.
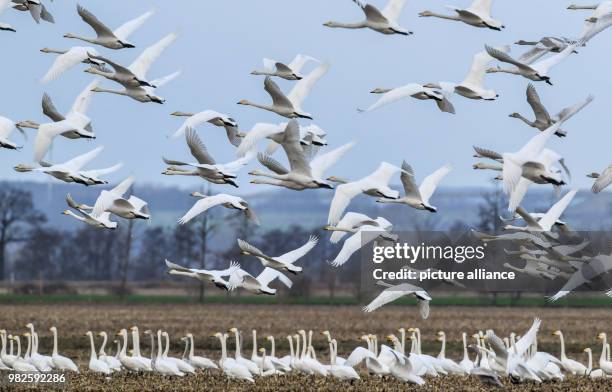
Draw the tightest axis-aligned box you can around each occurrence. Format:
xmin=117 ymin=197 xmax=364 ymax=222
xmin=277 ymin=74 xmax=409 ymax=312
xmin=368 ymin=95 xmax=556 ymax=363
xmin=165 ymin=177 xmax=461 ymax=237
xmin=1 ymin=0 xmax=612 ymax=379
xmin=2 ymin=321 xmax=612 ymax=385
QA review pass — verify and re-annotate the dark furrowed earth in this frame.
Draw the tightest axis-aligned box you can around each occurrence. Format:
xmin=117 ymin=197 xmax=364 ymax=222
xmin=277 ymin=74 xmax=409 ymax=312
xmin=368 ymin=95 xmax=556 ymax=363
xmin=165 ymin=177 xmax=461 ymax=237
xmin=1 ymin=304 xmax=611 ymax=391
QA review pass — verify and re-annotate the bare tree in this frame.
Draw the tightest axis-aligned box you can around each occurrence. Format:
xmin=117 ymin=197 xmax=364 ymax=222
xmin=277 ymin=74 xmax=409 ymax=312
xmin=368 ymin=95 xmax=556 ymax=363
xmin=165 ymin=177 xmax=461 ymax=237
xmin=0 ymin=187 xmax=46 ymax=280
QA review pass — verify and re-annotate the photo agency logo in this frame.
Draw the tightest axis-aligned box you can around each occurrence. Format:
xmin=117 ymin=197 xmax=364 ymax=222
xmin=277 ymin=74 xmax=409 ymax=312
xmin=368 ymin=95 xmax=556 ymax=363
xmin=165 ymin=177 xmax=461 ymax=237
xmin=359 ymin=230 xmax=612 ymax=295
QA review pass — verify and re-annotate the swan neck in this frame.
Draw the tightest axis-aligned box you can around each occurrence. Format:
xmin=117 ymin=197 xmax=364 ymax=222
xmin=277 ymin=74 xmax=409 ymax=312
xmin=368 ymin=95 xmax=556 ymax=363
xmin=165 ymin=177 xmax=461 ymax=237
xmin=327 ymin=21 xmax=367 ymax=29
xmin=189 ymin=335 xmax=195 ymax=358
xmin=163 ymin=333 xmax=169 ymax=358
xmin=99 ymin=333 xmax=107 ymax=356
xmin=52 ymin=328 xmax=58 ymax=356
xmin=88 ymin=333 xmax=96 ymax=361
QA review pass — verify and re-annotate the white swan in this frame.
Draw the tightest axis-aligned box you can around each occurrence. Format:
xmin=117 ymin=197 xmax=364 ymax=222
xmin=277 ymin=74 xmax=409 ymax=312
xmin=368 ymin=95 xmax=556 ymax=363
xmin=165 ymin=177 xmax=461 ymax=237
xmin=91 ymin=71 xmax=180 ymax=104
xmin=24 ymin=324 xmax=52 ymax=372
xmin=184 ymin=333 xmax=217 ymax=369
xmin=250 ymin=330 xmax=289 ymax=373
xmin=0 ymin=116 xmax=26 ymax=150
xmin=211 ymin=332 xmax=253 ymax=382
xmin=515 ymin=36 xmax=577 ymax=64
xmin=459 ymin=332 xmax=475 ymax=372
xmin=486 ymin=41 xmax=581 ymax=84
xmin=130 ymin=326 xmax=152 ymax=371
xmin=597 ymin=333 xmax=612 ymax=375
xmin=328 ymin=217 xmax=397 ymax=267
xmin=161 ymin=331 xmax=195 ymax=374
xmin=358 ymin=83 xmax=450 ymax=113
xmin=419 ymin=0 xmax=504 ymax=30
xmin=296 ymin=330 xmax=328 ymax=376
xmin=228 ymin=267 xmax=293 ymax=295
xmin=588 ymin=165 xmax=612 ymax=193
xmin=327 ymin=161 xmax=401 ymax=225
xmin=549 ymin=252 xmax=612 ymax=301
xmin=91 ymin=176 xmax=151 ymax=220
xmin=376 ymin=161 xmax=452 ymax=212
xmin=237 ymin=235 xmax=318 ymax=274
xmin=324 ymin=0 xmax=412 ymax=35
xmin=551 ymin=330 xmax=586 ymax=375
xmin=248 ymin=121 xmax=353 ymax=190
xmin=509 ymin=84 xmax=594 ymax=137
xmin=40 ymin=46 xmax=104 ymax=83
xmin=364 ymin=281 xmax=431 ymax=318
xmin=151 ymin=330 xmax=183 ymax=376
xmin=323 ymin=212 xmax=382 ymax=243
xmin=436 ymin=332 xmax=466 ymax=374
xmin=63 ymin=193 xmax=118 ymax=230
xmin=65 ymin=5 xmax=154 ymax=49
xmin=49 ymin=326 xmax=79 ymax=372
xmin=0 ymin=330 xmax=18 ymax=368
xmin=328 ymin=339 xmax=359 ymax=380
xmin=251 ymin=54 xmax=320 ymax=80
xmin=265 ymin=335 xmax=291 ymax=369
xmin=238 ymin=62 xmax=329 ymax=119
xmin=178 ymin=192 xmax=258 ymax=225
xmin=164 ymin=259 xmax=239 ymax=291
xmin=12 ymin=0 xmax=54 ymax=24
xmin=503 ymin=189 xmax=578 ymax=232
xmin=85 ymin=331 xmax=112 ymax=375
xmin=14 ymin=146 xmax=119 ymax=186
xmin=0 ymin=0 xmax=16 ymax=32
xmin=169 ymin=110 xmax=237 ymax=139
xmin=116 ymin=329 xmax=149 ymax=372
xmin=163 ymin=127 xmax=253 ymax=187
xmin=583 ymin=348 xmax=606 ymax=378
xmin=30 ymin=120 xmax=95 ymax=163
xmin=97 ymin=332 xmax=121 ymax=371
xmin=10 ymin=335 xmax=39 ymax=373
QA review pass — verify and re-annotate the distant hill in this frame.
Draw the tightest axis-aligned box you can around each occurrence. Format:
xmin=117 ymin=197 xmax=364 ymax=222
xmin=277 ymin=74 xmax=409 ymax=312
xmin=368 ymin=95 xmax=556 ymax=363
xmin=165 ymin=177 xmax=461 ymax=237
xmin=2 ymin=180 xmax=611 ymax=231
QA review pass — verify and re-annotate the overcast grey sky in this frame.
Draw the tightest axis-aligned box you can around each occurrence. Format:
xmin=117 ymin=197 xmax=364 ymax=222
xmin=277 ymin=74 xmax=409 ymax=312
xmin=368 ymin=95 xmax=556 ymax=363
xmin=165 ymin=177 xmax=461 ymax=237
xmin=0 ymin=0 xmax=609 ymax=194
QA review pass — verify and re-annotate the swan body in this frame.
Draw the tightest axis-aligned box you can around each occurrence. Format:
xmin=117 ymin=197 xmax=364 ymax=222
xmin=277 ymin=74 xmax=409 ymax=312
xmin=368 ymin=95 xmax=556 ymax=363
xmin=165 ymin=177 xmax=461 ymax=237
xmin=213 ymin=332 xmax=253 ymax=382
xmin=49 ymin=327 xmax=79 ymax=372
xmin=170 ymin=110 xmax=237 ymax=139
xmin=0 ymin=116 xmax=26 ymax=150
xmin=589 ymin=165 xmax=612 ymax=193
xmin=85 ymin=331 xmax=112 ymax=375
xmin=238 ymin=235 xmax=318 ymax=274
xmin=164 ymin=259 xmax=239 ymax=291
xmin=364 ymin=281 xmax=431 ymax=318
xmin=179 ymin=192 xmax=258 ymax=225
xmin=97 ymin=332 xmax=122 ymax=371
xmin=41 ymin=46 xmax=103 ymax=83
xmin=228 ymin=267 xmax=293 ymax=295
xmin=252 ymin=54 xmax=320 ymax=80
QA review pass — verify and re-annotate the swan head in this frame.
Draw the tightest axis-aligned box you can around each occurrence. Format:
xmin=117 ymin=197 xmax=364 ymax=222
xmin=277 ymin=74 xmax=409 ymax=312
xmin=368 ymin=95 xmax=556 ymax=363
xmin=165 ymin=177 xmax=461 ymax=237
xmin=315 ymin=180 xmax=333 ymax=189
xmin=294 ymin=111 xmax=313 ymax=120
xmin=370 ymin=87 xmax=391 ymax=94
xmin=326 ymin=176 xmax=348 ymax=184
xmin=508 ymin=112 xmax=522 ymax=118
xmin=16 ymin=120 xmax=39 ymax=129
xmin=567 ymin=4 xmax=580 ymax=10
xmin=190 ymin=191 xmax=206 ymax=198
xmin=584 ymin=347 xmax=591 ymax=353
xmin=84 ymin=331 xmax=93 ymax=337
xmin=118 ymin=40 xmax=136 ymax=49
xmin=598 ymin=332 xmax=606 ymax=340
xmin=63 ymin=33 xmax=77 ymax=39
xmin=323 ymin=21 xmax=335 ymax=27
xmin=40 ymin=47 xmax=56 ymax=53
xmin=266 ymin=335 xmax=273 ymax=341
xmin=385 ymin=334 xmax=397 ymax=343
xmin=482 ymin=90 xmax=499 ymax=100
xmin=170 ymin=111 xmax=193 ymax=117
xmin=14 ymin=163 xmax=37 ymax=173
xmin=551 ymin=330 xmax=561 ymax=336
xmin=258 ymin=347 xmax=266 ymax=354
xmin=587 ymin=172 xmax=600 ymax=179
xmin=148 ymin=95 xmax=165 ymax=104
xmin=97 ymin=332 xmax=106 ymax=337
xmin=418 ymin=10 xmax=435 ymax=17
xmin=49 ymin=326 xmax=57 ymax=332
xmin=237 ymin=99 xmax=250 ymax=105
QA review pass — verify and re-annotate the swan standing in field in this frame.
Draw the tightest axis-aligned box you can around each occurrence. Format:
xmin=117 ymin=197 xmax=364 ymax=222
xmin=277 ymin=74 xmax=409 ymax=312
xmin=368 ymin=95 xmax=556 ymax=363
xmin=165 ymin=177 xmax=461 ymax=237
xmin=163 ymin=128 xmax=253 ymax=187
xmin=85 ymin=331 xmax=112 ymax=375
xmin=150 ymin=330 xmax=183 ymax=376
xmin=237 ymin=235 xmax=318 ymax=274
xmin=583 ymin=348 xmax=605 ymax=378
xmin=503 ymin=190 xmax=578 ymax=233
xmin=98 ymin=332 xmax=122 ymax=371
xmin=63 ymin=193 xmax=118 ymax=229
xmin=116 ymin=329 xmax=149 ymax=372
xmin=357 ymin=83 xmax=453 ymax=114
xmin=459 ymin=333 xmax=475 ymax=373
xmin=130 ymin=326 xmax=152 ymax=371
xmin=164 ymin=259 xmax=240 ymax=291
xmin=419 ymin=0 xmax=504 ymax=30
xmin=0 ymin=0 xmax=16 ymax=32
xmin=328 ymin=217 xmax=397 ymax=267
xmin=0 ymin=330 xmax=18 ymax=368
xmin=169 ymin=110 xmax=237 ymax=139
xmin=179 ymin=192 xmax=258 ymax=225
xmin=65 ymin=5 xmax=154 ymax=49
xmin=363 ymin=281 xmax=431 ymax=318
xmin=324 ymin=0 xmax=412 ymax=35
xmin=14 ymin=146 xmax=121 ymax=186
xmin=49 ymin=327 xmax=79 ymax=372
xmin=227 ymin=328 xmax=259 ymax=375
xmin=40 ymin=46 xmax=105 ymax=83
xmin=551 ymin=330 xmax=587 ymax=375
xmin=0 ymin=116 xmax=26 ymax=150
xmin=24 ymin=325 xmax=53 ymax=371
xmin=88 ymin=176 xmax=150 ymax=220
xmin=328 ymin=339 xmax=359 ymax=380
xmin=238 ymin=62 xmax=329 ymax=119
xmin=212 ymin=332 xmax=254 ymax=382
xmin=10 ymin=335 xmax=39 ymax=372
xmin=597 ymin=333 xmax=612 ymax=375
xmin=436 ymin=332 xmax=466 ymax=374
xmin=248 ymin=121 xmax=353 ymax=190
xmin=485 ymin=41 xmax=581 ymax=84
xmin=588 ymin=165 xmax=612 ymax=193
xmin=161 ymin=332 xmax=195 ymax=374
xmin=250 ymin=330 xmax=289 ymax=373
xmin=228 ymin=267 xmax=293 ymax=295
xmin=376 ymin=161 xmax=452 ymax=213
xmin=184 ymin=333 xmax=217 ymax=370
xmin=251 ymin=54 xmax=320 ymax=80
xmin=344 ymin=335 xmax=390 ymax=376
xmin=327 ymin=161 xmax=401 ymax=225
xmin=509 ymin=84 xmax=594 ymax=137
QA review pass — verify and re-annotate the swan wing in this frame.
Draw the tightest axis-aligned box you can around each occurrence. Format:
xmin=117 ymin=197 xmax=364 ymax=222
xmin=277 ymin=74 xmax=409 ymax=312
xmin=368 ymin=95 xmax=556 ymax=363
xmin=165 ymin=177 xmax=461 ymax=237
xmin=537 ymin=189 xmax=577 ymax=231
xmin=485 ymin=45 xmax=531 ymax=71
xmin=170 ymin=110 xmax=228 ymax=139
xmin=110 ymin=176 xmax=134 ymax=197
xmin=237 ymin=239 xmax=269 ymax=259
xmin=328 ymin=182 xmax=362 ymax=225
xmin=467 ymin=0 xmax=493 ymax=16
xmin=287 ymin=62 xmax=330 ymax=109
xmin=287 ymin=54 xmax=320 ymax=73
xmin=532 ymin=42 xmax=580 ymax=75
xmin=400 ymin=161 xmax=421 ymax=200
xmin=362 ymin=4 xmax=389 ymax=24
xmin=0 ymin=117 xmax=15 ymax=139
xmin=461 ymin=47 xmax=503 ymax=89
xmin=236 ymin=122 xmax=285 ymax=157
xmin=42 ymin=93 xmax=65 ymax=122
xmin=185 ymin=127 xmax=215 ymax=164
xmin=508 ymin=178 xmax=532 ymax=213
xmin=63 ymin=146 xmax=104 ymax=172
xmin=129 ymin=32 xmax=179 ymax=80
xmin=277 ymin=235 xmax=318 ymax=264
xmin=418 ymin=164 xmax=452 ymax=204
xmin=113 ymin=9 xmax=155 ymax=41
xmin=42 ymin=47 xmax=94 ymax=83
xmin=368 ymin=161 xmax=400 ymax=186
xmin=278 ymin=120 xmax=311 ymax=176
xmin=345 ymin=346 xmax=377 ymax=367
xmin=525 ymin=84 xmax=551 ymax=123
xmin=363 ymin=283 xmax=418 ymax=312
xmin=264 ymin=77 xmax=293 ymax=108
xmin=329 ymin=230 xmax=364 ymax=267
xmin=484 ymin=330 xmax=508 ymax=359
xmin=257 ymin=153 xmax=289 ymax=175
xmin=360 ymin=84 xmax=428 ymax=112
xmin=33 ymin=122 xmax=75 ymax=162
xmin=92 ymin=190 xmax=120 ymax=217
xmin=178 ymin=195 xmax=223 ymax=225
xmin=70 ymin=79 xmax=99 ymax=115
xmin=553 ymin=94 xmax=594 ymax=123
xmin=310 ymin=141 xmax=355 ymax=179
xmin=149 ymin=70 xmax=181 ymax=89
xmin=473 ymin=146 xmax=502 ymax=161
xmin=514 ymin=318 xmax=541 ymax=357
xmin=77 ymin=4 xmax=116 ymax=39
xmin=80 ymin=163 xmax=123 ymax=178
xmin=330 ymin=212 xmax=376 ymax=244
xmin=593 ymin=165 xmax=612 ymax=193
xmin=382 ymin=0 xmax=407 ymax=22
xmin=257 ymin=267 xmax=292 ymax=289
xmin=417 ymin=298 xmax=430 ymax=319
